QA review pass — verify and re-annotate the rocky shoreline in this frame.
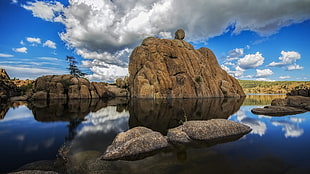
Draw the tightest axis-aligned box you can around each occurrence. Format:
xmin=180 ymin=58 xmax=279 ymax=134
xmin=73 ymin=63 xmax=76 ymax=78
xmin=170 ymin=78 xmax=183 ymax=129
xmin=251 ymin=88 xmax=310 ymax=116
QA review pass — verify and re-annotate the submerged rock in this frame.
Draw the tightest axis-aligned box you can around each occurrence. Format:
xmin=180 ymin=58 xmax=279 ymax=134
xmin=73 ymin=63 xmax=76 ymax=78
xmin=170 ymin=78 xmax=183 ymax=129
xmin=128 ymin=30 xmax=244 ymax=98
xmin=167 ymin=119 xmax=252 ymax=144
xmin=101 ymin=127 xmax=169 ymax=160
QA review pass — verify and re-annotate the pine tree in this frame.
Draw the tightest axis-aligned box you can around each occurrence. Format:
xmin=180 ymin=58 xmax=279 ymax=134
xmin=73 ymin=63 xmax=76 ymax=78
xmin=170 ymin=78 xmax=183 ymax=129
xmin=66 ymin=56 xmax=87 ymax=77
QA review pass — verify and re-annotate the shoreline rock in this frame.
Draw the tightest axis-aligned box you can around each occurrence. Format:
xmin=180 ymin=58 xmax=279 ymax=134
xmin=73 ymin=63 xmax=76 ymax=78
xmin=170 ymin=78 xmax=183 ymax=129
xmin=27 ymin=74 xmax=128 ymax=101
xmin=251 ymin=105 xmax=307 ymax=116
xmin=251 ymin=88 xmax=310 ymax=116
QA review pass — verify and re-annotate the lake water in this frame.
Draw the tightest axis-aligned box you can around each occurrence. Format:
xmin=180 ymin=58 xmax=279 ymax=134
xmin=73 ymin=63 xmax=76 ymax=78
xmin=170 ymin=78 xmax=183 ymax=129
xmin=1 ymin=95 xmax=310 ymax=174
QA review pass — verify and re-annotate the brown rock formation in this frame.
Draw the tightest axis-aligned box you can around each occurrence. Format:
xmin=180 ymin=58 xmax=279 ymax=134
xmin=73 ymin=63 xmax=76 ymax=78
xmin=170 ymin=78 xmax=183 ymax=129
xmin=0 ymin=68 xmax=10 ymax=80
xmin=251 ymin=89 xmax=310 ymax=116
xmin=0 ymin=69 xmax=21 ymax=101
xmin=30 ymin=75 xmax=128 ymax=100
xmin=128 ymin=31 xmax=244 ymax=98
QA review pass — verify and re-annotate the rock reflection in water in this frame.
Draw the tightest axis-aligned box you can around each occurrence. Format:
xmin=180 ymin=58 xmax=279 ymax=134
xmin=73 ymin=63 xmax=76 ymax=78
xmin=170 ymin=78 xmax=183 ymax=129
xmin=129 ymin=97 xmax=245 ymax=135
xmin=27 ymin=98 xmax=128 ymax=122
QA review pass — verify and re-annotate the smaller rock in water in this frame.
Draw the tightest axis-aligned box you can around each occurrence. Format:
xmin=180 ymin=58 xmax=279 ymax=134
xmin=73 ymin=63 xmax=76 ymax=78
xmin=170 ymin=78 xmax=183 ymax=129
xmin=174 ymin=29 xmax=185 ymax=40
xmin=101 ymin=127 xmax=168 ymax=161
xmin=167 ymin=119 xmax=252 ymax=144
xmin=251 ymin=105 xmax=306 ymax=116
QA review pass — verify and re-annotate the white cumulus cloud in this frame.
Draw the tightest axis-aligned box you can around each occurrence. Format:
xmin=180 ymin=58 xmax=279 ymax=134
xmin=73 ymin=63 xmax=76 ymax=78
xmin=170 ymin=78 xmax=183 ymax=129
xmin=22 ymin=1 xmax=64 ymax=22
xmin=13 ymin=47 xmax=27 ymax=53
xmin=255 ymin=69 xmax=273 ymax=78
xmin=238 ymin=52 xmax=264 ymax=69
xmin=269 ymin=50 xmax=301 ymax=67
xmin=43 ymin=40 xmax=56 ymax=49
xmin=287 ymin=64 xmax=304 ymax=71
xmin=221 ymin=65 xmax=245 ymax=77
xmin=23 ymin=0 xmax=310 ymax=81
xmin=226 ymin=48 xmax=244 ymax=61
xmin=26 ymin=37 xmax=41 ymax=44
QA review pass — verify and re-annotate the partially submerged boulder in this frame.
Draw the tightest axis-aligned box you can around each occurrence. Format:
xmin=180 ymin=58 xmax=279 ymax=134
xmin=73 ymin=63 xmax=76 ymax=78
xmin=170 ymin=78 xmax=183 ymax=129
xmin=167 ymin=119 xmax=252 ymax=144
xmin=101 ymin=127 xmax=168 ymax=160
xmin=251 ymin=106 xmax=306 ymax=116
xmin=101 ymin=119 xmax=251 ymax=161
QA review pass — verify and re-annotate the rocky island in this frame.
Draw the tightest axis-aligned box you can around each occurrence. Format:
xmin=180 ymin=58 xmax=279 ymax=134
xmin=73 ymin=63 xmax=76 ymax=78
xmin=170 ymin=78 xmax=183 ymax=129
xmin=128 ymin=29 xmax=244 ymax=98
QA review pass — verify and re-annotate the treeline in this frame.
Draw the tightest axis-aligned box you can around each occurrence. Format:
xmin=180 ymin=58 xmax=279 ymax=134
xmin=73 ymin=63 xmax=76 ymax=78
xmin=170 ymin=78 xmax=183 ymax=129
xmin=238 ymin=80 xmax=310 ymax=94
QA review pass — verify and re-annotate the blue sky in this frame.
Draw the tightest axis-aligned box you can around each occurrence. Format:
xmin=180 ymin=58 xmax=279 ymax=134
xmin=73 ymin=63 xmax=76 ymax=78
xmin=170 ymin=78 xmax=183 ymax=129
xmin=0 ymin=0 xmax=309 ymax=81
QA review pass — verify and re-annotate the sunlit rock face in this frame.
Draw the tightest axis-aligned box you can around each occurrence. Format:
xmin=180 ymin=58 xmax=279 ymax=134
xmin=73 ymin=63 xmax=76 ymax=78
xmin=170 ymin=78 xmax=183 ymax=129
xmin=128 ymin=30 xmax=245 ymax=98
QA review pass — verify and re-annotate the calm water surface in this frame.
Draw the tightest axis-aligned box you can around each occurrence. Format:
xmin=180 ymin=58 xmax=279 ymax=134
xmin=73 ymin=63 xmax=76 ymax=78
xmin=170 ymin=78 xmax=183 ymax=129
xmin=1 ymin=95 xmax=310 ymax=173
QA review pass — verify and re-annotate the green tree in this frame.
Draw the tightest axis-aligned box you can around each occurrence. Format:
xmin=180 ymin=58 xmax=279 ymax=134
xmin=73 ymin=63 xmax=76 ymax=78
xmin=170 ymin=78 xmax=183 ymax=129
xmin=66 ymin=56 xmax=87 ymax=77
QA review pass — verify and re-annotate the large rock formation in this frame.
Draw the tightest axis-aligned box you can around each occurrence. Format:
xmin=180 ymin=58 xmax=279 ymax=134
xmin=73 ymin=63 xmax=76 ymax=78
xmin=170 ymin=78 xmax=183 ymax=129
xmin=128 ymin=30 xmax=244 ymax=98
xmin=30 ymin=75 xmax=128 ymax=100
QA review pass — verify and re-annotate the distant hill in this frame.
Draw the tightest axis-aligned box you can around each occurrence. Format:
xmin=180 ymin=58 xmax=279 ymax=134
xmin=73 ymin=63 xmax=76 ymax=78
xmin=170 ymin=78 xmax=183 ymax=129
xmin=238 ymin=80 xmax=310 ymax=94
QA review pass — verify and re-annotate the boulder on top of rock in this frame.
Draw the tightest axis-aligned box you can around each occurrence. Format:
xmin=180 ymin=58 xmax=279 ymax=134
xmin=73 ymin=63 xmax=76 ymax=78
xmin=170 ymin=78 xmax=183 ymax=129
xmin=128 ymin=30 xmax=244 ymax=98
xmin=101 ymin=127 xmax=168 ymax=161
xmin=174 ymin=29 xmax=185 ymax=40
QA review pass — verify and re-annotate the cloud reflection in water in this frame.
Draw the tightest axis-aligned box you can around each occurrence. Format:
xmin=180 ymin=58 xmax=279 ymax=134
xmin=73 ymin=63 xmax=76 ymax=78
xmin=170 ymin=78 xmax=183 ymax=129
xmin=230 ymin=106 xmax=306 ymax=138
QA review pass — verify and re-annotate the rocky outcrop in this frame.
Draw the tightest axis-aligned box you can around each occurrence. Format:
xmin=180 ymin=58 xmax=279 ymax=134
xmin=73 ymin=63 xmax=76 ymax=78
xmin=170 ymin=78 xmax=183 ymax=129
xmin=0 ymin=68 xmax=10 ymax=80
xmin=287 ymin=87 xmax=310 ymax=97
xmin=101 ymin=127 xmax=169 ymax=160
xmin=128 ymin=30 xmax=244 ymax=98
xmin=251 ymin=92 xmax=310 ymax=116
xmin=30 ymin=75 xmax=128 ymax=100
xmin=0 ymin=69 xmax=21 ymax=101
